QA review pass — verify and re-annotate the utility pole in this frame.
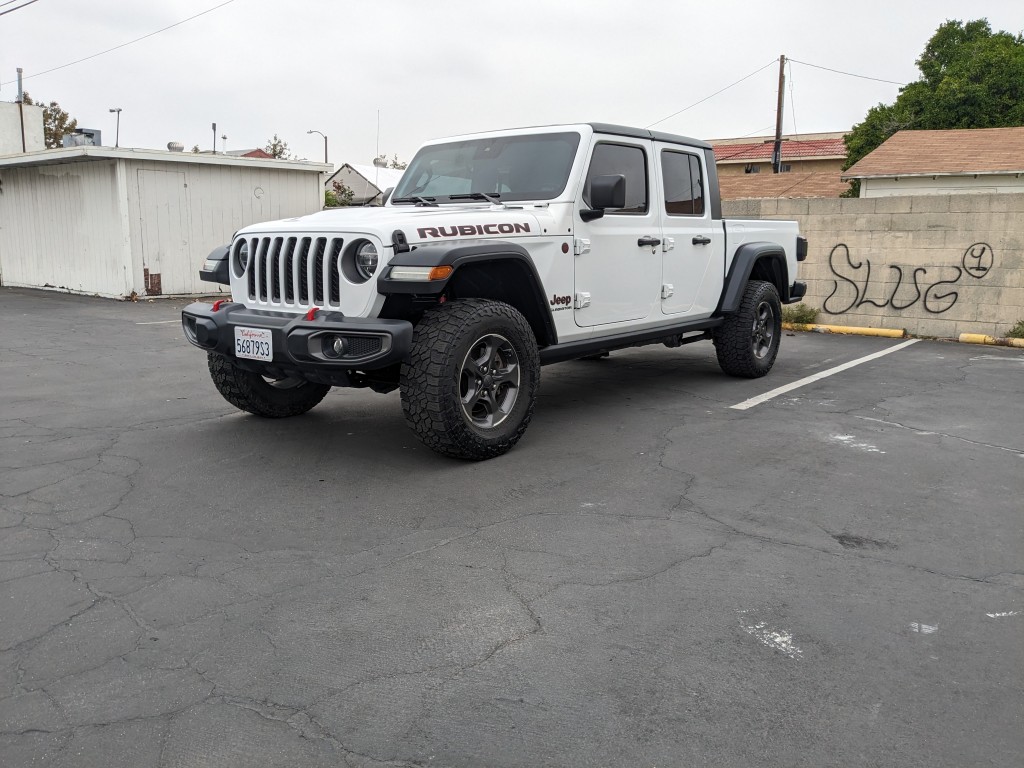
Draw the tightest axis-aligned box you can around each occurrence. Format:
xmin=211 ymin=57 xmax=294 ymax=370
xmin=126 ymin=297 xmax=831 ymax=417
xmin=772 ymin=54 xmax=786 ymax=173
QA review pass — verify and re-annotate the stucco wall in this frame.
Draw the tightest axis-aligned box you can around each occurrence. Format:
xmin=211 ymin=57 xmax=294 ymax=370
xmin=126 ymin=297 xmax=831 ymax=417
xmin=723 ymin=194 xmax=1024 ymax=338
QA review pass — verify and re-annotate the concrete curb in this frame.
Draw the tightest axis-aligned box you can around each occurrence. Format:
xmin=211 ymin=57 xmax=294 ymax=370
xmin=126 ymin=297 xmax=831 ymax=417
xmin=958 ymin=333 xmax=1024 ymax=348
xmin=782 ymin=322 xmax=906 ymax=338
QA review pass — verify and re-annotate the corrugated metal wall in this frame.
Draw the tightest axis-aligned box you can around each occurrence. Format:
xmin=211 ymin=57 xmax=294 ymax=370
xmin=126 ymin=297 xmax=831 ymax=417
xmin=0 ymin=161 xmax=133 ymax=296
xmin=0 ymin=157 xmax=323 ymax=298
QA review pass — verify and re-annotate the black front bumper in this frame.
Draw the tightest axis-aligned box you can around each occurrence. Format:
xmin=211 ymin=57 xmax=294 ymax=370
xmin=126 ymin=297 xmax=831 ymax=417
xmin=181 ymin=302 xmax=413 ymax=386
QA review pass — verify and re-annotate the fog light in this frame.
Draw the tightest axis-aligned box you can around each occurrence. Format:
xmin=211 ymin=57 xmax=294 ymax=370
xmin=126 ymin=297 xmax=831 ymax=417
xmin=323 ymin=335 xmax=348 ymax=358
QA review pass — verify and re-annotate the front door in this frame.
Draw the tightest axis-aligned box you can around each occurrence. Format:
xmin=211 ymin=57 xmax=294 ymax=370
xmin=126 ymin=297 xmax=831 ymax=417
xmin=573 ymin=139 xmax=660 ymax=327
xmin=138 ymin=169 xmax=190 ymax=295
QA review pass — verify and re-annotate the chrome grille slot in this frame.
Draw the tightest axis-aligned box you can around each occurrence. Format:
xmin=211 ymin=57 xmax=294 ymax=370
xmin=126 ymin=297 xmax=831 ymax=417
xmin=327 ymin=239 xmax=344 ymax=305
xmin=296 ymin=237 xmax=311 ymax=304
xmin=282 ymin=237 xmax=296 ymax=303
xmin=268 ymin=237 xmax=283 ymax=302
xmin=312 ymin=238 xmax=326 ymax=305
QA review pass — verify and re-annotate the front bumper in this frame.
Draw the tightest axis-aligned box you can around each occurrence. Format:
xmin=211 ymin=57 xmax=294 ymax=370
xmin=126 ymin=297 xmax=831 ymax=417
xmin=181 ymin=302 xmax=413 ymax=385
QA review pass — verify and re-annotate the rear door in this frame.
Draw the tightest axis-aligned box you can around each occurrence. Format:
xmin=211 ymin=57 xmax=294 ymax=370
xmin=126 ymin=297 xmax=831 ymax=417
xmin=572 ymin=139 xmax=660 ymax=327
xmin=655 ymin=145 xmax=722 ymax=317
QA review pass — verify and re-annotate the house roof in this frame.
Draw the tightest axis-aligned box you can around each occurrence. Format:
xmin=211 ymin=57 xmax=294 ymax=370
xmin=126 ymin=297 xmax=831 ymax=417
xmin=711 ymin=135 xmax=847 ymax=163
xmin=325 ymin=163 xmax=405 ymax=192
xmin=719 ymin=170 xmax=849 ymax=200
xmin=843 ymin=127 xmax=1024 ymax=179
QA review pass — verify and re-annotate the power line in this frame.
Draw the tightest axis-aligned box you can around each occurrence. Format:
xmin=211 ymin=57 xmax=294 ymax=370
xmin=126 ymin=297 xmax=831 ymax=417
xmin=1 ymin=0 xmax=235 ymax=86
xmin=0 ymin=0 xmax=41 ymax=17
xmin=788 ymin=58 xmax=907 ymax=86
xmin=647 ymin=59 xmax=777 ymax=129
xmin=0 ymin=0 xmax=34 ymax=8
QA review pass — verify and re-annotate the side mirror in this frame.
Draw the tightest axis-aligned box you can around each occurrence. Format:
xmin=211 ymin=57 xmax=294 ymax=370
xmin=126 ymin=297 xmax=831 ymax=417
xmin=381 ymin=186 xmax=395 ymax=205
xmin=581 ymin=174 xmax=625 ymax=222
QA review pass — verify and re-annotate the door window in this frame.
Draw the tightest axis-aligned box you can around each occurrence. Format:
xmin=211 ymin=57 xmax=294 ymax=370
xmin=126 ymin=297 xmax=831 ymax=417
xmin=661 ymin=150 xmax=705 ymax=216
xmin=583 ymin=143 xmax=648 ymax=214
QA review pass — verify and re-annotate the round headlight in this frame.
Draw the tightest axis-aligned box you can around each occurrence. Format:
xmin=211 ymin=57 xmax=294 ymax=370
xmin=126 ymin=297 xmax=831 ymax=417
xmin=235 ymin=240 xmax=249 ymax=275
xmin=355 ymin=242 xmax=379 ymax=280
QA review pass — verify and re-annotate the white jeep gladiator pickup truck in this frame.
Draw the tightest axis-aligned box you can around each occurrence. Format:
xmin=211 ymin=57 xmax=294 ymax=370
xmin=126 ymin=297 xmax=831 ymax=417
xmin=182 ymin=123 xmax=807 ymax=459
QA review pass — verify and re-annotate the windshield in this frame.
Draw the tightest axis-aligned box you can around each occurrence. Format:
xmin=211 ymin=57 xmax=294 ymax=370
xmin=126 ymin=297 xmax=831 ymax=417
xmin=392 ymin=132 xmax=582 ymax=204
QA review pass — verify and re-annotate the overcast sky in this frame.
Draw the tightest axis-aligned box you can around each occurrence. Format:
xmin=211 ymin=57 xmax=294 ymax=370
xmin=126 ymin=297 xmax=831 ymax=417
xmin=2 ymin=0 xmax=1021 ymax=165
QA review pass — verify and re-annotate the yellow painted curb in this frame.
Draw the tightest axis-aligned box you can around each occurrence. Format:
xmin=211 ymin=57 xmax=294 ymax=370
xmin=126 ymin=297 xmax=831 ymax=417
xmin=783 ymin=322 xmax=906 ymax=338
xmin=958 ymin=333 xmax=1024 ymax=348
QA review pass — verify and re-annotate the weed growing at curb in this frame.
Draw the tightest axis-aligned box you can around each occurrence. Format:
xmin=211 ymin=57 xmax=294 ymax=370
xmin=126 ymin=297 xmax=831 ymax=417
xmin=781 ymin=303 xmax=819 ymax=324
xmin=1007 ymin=320 xmax=1024 ymax=339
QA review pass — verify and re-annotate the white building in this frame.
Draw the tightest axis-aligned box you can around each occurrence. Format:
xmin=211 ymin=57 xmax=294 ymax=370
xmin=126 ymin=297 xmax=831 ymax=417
xmin=0 ymin=147 xmax=329 ymax=298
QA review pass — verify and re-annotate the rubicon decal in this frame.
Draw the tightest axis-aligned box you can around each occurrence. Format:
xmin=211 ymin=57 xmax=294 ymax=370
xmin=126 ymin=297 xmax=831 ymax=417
xmin=417 ymin=223 xmax=531 ymax=239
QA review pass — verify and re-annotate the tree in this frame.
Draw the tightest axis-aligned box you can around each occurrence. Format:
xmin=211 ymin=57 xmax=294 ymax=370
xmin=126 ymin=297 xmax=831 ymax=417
xmin=264 ymin=134 xmax=292 ymax=159
xmin=375 ymin=153 xmax=408 ymax=170
xmin=191 ymin=144 xmax=201 ymax=153
xmin=327 ymin=180 xmax=355 ymax=207
xmin=843 ymin=19 xmax=1024 ymax=195
xmin=21 ymin=92 xmax=78 ymax=149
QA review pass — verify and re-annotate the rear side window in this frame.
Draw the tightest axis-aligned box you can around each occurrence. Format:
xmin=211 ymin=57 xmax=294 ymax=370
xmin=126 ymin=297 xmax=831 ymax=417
xmin=662 ymin=150 xmax=705 ymax=216
xmin=583 ymin=143 xmax=648 ymax=214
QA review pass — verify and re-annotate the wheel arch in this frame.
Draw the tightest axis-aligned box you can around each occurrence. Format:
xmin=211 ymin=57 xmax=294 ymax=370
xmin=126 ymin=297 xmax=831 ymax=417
xmin=378 ymin=241 xmax=557 ymax=347
xmin=717 ymin=242 xmax=789 ymax=314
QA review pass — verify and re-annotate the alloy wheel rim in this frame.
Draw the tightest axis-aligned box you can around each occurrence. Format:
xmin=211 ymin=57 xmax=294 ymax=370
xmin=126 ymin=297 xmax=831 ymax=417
xmin=459 ymin=334 xmax=521 ymax=429
xmin=752 ymin=301 xmax=775 ymax=359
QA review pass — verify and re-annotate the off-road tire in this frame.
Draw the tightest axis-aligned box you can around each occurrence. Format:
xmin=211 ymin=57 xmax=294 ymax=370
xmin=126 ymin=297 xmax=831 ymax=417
xmin=401 ymin=299 xmax=540 ymax=460
xmin=713 ymin=280 xmax=782 ymax=378
xmin=208 ymin=353 xmax=330 ymax=417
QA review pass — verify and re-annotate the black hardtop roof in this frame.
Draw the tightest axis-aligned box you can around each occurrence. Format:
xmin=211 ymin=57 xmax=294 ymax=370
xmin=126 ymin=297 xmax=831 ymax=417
xmin=588 ymin=123 xmax=712 ymax=151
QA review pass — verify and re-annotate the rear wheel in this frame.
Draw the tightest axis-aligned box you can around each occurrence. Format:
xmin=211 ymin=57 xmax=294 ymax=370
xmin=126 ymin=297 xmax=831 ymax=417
xmin=208 ymin=353 xmax=330 ymax=417
xmin=401 ymin=299 xmax=540 ymax=460
xmin=713 ymin=280 xmax=781 ymax=378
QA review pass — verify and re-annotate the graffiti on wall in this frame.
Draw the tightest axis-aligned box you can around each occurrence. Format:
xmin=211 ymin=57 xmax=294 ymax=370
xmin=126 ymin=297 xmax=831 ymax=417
xmin=823 ymin=242 xmax=994 ymax=315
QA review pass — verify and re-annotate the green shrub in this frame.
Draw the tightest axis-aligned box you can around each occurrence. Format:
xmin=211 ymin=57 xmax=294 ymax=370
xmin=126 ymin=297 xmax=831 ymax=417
xmin=1007 ymin=320 xmax=1024 ymax=339
xmin=781 ymin=304 xmax=819 ymax=325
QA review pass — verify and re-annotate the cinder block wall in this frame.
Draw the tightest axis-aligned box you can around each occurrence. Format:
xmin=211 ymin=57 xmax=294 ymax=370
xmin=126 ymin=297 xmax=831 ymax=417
xmin=723 ymin=194 xmax=1024 ymax=338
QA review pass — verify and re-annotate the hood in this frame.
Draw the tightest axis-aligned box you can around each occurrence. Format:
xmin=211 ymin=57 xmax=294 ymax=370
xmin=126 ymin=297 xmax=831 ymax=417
xmin=236 ymin=205 xmax=556 ymax=247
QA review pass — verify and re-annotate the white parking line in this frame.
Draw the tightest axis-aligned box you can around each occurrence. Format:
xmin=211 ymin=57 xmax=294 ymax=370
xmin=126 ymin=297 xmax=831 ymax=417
xmin=135 ymin=320 xmax=179 ymax=325
xmin=730 ymin=339 xmax=919 ymax=411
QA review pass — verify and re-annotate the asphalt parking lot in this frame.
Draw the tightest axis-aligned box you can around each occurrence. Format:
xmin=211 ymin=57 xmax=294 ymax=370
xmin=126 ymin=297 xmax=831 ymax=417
xmin=1 ymin=286 xmax=1022 ymax=767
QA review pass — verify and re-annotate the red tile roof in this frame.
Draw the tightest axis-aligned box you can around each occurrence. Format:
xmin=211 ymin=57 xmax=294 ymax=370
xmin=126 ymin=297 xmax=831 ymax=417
xmin=712 ymin=137 xmax=847 ymax=163
xmin=719 ymin=171 xmax=849 ymax=200
xmin=843 ymin=127 xmax=1024 ymax=178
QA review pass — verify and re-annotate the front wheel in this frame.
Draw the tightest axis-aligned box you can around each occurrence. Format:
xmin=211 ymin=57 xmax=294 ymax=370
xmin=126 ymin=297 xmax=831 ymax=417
xmin=207 ymin=353 xmax=330 ymax=417
xmin=400 ymin=299 xmax=540 ymax=460
xmin=713 ymin=280 xmax=782 ymax=378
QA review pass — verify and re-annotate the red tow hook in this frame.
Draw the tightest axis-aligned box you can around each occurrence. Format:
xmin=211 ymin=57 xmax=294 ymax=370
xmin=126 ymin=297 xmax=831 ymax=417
xmin=212 ymin=300 xmax=227 ymax=311
xmin=305 ymin=307 xmax=320 ymax=321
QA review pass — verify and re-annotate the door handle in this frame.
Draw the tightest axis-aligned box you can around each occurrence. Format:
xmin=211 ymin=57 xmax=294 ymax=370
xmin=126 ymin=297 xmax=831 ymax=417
xmin=692 ymin=236 xmax=711 ymax=245
xmin=637 ymin=236 xmax=662 ymax=247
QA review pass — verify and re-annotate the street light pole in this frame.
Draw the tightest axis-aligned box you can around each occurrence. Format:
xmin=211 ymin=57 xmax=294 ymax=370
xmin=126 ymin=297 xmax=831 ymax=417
xmin=307 ymin=130 xmax=328 ymax=164
xmin=109 ymin=108 xmax=122 ymax=148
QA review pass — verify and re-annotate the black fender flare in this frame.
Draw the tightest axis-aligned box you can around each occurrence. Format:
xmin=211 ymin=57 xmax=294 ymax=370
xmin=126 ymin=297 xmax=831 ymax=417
xmin=717 ymin=242 xmax=790 ymax=314
xmin=377 ymin=240 xmax=557 ymax=346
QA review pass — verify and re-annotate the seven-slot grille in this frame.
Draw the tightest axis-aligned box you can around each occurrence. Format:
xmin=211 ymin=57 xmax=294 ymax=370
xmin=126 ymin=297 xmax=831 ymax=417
xmin=243 ymin=235 xmax=346 ymax=308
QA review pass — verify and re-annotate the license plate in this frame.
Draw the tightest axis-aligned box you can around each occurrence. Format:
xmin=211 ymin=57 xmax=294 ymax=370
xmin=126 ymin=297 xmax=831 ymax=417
xmin=234 ymin=327 xmax=273 ymax=361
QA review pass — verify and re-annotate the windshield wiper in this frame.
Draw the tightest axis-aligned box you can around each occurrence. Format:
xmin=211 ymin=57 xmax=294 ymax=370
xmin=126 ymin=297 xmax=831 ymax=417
xmin=392 ymin=196 xmax=439 ymax=207
xmin=448 ymin=192 xmax=504 ymax=206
